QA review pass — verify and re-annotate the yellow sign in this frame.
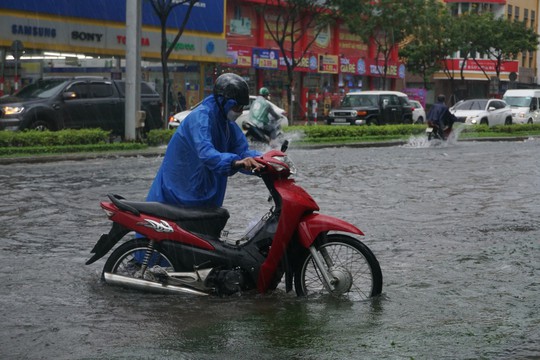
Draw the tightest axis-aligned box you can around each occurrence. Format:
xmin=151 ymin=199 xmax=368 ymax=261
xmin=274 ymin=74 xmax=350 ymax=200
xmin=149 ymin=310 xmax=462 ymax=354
xmin=318 ymin=54 xmax=338 ymax=74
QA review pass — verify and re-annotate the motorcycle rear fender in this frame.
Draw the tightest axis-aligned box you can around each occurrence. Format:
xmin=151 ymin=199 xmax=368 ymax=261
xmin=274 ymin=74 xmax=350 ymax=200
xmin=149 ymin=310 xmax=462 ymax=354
xmin=86 ymin=221 xmax=130 ymax=265
xmin=297 ymin=213 xmax=364 ymax=248
xmin=86 ymin=201 xmax=216 ymax=265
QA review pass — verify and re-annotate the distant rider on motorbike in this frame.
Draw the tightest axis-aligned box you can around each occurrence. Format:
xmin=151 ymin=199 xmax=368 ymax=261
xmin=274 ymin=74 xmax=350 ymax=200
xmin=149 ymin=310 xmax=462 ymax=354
xmin=249 ymin=87 xmax=281 ymax=141
xmin=427 ymin=94 xmax=456 ymax=140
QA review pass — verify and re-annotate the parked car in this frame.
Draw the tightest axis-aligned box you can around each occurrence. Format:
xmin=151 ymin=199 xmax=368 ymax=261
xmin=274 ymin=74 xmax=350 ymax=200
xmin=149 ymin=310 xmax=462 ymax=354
xmin=408 ymin=100 xmax=426 ymax=124
xmin=449 ymin=99 xmax=513 ymax=127
xmin=326 ymin=91 xmax=413 ymax=125
xmin=168 ymin=95 xmax=289 ymax=130
xmin=502 ymin=89 xmax=540 ymax=124
xmin=0 ymin=77 xmax=163 ymax=134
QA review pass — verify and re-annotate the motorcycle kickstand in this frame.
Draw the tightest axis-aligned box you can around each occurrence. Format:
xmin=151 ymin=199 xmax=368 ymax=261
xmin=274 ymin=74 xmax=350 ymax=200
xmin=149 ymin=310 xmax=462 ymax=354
xmin=308 ymin=246 xmax=335 ymax=292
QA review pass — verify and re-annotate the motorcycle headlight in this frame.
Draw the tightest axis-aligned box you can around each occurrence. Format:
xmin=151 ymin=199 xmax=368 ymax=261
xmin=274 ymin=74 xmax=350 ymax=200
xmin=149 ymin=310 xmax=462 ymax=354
xmin=270 ymin=155 xmax=297 ymax=175
xmin=2 ymin=106 xmax=24 ymax=115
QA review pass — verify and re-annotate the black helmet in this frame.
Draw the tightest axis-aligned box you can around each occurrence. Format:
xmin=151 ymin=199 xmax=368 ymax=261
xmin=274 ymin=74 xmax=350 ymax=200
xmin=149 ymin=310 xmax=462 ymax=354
xmin=437 ymin=94 xmax=446 ymax=102
xmin=213 ymin=73 xmax=250 ymax=106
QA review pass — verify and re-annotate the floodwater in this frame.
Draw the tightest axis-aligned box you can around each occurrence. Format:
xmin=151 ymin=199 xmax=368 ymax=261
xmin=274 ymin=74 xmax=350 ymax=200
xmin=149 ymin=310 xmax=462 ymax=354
xmin=1 ymin=138 xmax=539 ymax=359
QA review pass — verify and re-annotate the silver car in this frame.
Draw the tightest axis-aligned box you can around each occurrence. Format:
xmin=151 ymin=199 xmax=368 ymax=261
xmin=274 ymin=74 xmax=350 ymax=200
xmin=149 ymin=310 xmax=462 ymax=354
xmin=409 ymin=100 xmax=426 ymax=124
xmin=449 ymin=99 xmax=513 ymax=127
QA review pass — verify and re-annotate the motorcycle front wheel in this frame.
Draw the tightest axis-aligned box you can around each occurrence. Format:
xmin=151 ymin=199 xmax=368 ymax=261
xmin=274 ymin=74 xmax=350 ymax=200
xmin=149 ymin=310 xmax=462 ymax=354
xmin=103 ymin=238 xmax=176 ymax=281
xmin=294 ymin=234 xmax=383 ymax=301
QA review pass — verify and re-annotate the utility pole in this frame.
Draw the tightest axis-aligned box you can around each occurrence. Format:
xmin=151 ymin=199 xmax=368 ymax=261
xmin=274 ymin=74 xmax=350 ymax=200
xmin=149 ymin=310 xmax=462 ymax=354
xmin=125 ymin=0 xmax=142 ymax=141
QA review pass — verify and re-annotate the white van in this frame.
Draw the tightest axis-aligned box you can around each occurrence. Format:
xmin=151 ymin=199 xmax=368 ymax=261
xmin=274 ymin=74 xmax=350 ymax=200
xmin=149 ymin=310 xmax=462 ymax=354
xmin=502 ymin=89 xmax=540 ymax=124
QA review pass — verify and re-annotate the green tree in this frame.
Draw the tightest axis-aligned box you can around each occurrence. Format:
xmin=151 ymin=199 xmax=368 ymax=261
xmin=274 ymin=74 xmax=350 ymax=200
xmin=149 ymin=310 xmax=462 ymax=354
xmin=336 ymin=0 xmax=423 ymax=89
xmin=255 ymin=0 xmax=336 ymax=120
xmin=472 ymin=13 xmax=538 ymax=80
xmin=402 ymin=6 xmax=538 ymax=95
xmin=399 ymin=0 xmax=458 ymax=89
xmin=148 ymin=0 xmax=197 ymax=127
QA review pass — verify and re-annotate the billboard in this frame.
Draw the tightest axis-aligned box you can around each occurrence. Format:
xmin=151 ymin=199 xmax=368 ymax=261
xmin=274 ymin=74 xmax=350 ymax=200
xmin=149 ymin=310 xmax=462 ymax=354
xmin=0 ymin=0 xmax=224 ymax=34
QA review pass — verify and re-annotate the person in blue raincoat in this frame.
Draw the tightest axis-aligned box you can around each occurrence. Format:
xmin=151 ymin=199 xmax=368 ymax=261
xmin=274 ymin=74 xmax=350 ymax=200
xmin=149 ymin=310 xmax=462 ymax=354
xmin=146 ymin=73 xmax=263 ymax=208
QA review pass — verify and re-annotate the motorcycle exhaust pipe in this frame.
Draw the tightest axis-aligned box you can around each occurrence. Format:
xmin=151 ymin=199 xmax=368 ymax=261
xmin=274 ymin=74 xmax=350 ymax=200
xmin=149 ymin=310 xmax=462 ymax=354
xmin=103 ymin=272 xmax=209 ymax=296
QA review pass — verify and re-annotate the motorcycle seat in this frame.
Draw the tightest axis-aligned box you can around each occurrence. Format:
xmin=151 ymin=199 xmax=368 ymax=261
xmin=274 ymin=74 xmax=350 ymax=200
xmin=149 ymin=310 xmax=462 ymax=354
xmin=107 ymin=194 xmax=229 ymax=237
xmin=108 ymin=193 xmax=228 ymax=220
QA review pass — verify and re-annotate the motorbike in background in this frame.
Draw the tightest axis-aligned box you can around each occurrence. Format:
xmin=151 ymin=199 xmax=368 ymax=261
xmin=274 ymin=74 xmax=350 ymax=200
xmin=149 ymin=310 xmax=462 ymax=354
xmin=241 ymin=119 xmax=283 ymax=145
xmin=426 ymin=113 xmax=457 ymax=141
xmin=86 ymin=141 xmax=383 ymax=300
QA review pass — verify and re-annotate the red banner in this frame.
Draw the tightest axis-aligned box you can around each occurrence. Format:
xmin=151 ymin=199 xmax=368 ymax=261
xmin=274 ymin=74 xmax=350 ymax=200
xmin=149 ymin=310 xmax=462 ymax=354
xmin=444 ymin=59 xmax=519 ymax=73
xmin=444 ymin=0 xmax=506 ymax=3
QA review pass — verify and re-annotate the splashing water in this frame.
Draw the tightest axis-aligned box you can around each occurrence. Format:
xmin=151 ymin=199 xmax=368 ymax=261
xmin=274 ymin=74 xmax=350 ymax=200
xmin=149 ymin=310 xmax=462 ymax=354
xmin=249 ymin=130 xmax=306 ymax=152
xmin=404 ymin=123 xmax=467 ymax=148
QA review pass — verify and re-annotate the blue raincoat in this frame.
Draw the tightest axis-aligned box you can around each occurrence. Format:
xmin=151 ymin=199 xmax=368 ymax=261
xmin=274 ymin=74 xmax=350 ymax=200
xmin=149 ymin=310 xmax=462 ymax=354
xmin=146 ymin=95 xmax=260 ymax=207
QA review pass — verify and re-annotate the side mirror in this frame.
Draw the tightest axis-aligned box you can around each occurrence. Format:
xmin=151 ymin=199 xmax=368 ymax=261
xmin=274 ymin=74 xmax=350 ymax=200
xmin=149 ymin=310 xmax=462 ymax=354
xmin=63 ymin=91 xmax=78 ymax=100
xmin=280 ymin=140 xmax=289 ymax=152
xmin=488 ymin=106 xmax=495 ymax=111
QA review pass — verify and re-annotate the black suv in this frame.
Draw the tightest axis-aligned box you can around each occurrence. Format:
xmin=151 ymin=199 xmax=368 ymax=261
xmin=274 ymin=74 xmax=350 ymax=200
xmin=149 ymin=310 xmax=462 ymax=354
xmin=326 ymin=91 xmax=413 ymax=125
xmin=0 ymin=77 xmax=162 ymax=134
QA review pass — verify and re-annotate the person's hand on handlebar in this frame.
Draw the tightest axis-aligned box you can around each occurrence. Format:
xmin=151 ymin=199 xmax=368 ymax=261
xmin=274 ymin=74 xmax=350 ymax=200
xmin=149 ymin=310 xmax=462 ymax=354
xmin=233 ymin=157 xmax=264 ymax=172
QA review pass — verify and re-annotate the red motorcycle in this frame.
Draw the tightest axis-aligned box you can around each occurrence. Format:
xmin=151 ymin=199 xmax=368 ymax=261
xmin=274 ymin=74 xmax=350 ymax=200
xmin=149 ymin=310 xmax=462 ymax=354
xmin=86 ymin=141 xmax=383 ymax=300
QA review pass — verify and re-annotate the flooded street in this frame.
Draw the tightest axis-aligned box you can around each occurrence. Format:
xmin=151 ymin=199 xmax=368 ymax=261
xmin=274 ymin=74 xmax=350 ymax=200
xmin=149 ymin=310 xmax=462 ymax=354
xmin=1 ymin=139 xmax=539 ymax=359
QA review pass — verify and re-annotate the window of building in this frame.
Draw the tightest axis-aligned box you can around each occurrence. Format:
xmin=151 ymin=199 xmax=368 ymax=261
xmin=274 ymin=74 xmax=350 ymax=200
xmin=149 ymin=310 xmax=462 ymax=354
xmin=515 ymin=6 xmax=520 ymax=21
xmin=531 ymin=10 xmax=535 ymax=29
xmin=507 ymin=5 xmax=513 ymax=20
xmin=524 ymin=9 xmax=529 ymax=23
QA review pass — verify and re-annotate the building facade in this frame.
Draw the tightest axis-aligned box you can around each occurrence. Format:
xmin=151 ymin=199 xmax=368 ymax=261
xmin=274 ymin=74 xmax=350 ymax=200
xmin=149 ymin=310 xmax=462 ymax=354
xmin=1 ymin=0 xmax=408 ymax=123
xmin=0 ymin=0 xmax=229 ymax=110
xmin=429 ymin=0 xmax=539 ymax=103
xmin=224 ymin=0 xmax=406 ymax=120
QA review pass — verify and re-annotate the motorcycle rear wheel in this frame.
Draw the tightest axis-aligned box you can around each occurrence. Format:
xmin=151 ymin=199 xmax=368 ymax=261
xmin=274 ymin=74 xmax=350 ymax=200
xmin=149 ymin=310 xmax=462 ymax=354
xmin=103 ymin=238 xmax=176 ymax=281
xmin=294 ymin=234 xmax=383 ymax=301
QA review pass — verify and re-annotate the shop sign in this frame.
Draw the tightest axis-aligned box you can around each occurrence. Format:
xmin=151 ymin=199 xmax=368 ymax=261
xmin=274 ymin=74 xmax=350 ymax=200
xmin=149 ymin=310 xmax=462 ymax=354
xmin=445 ymin=0 xmax=505 ymax=3
xmin=252 ymin=48 xmax=279 ymax=69
xmin=227 ymin=45 xmax=252 ymax=67
xmin=318 ymin=54 xmax=338 ymax=74
xmin=370 ymin=63 xmax=399 ymax=77
xmin=11 ymin=24 xmax=56 ymax=38
xmin=340 ymin=57 xmax=357 ymax=74
xmin=365 ymin=59 xmax=403 ymax=78
xmin=167 ymin=39 xmax=195 ymax=52
xmin=443 ymin=59 xmax=519 ymax=73
xmin=116 ymin=35 xmax=150 ymax=47
xmin=71 ymin=31 xmax=103 ymax=42
xmin=3 ymin=0 xmax=223 ymax=35
xmin=278 ymin=55 xmax=317 ymax=72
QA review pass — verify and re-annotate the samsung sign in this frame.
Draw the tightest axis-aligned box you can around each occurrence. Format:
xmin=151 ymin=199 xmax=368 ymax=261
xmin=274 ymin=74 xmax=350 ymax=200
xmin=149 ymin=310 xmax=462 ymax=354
xmin=12 ymin=24 xmax=56 ymax=38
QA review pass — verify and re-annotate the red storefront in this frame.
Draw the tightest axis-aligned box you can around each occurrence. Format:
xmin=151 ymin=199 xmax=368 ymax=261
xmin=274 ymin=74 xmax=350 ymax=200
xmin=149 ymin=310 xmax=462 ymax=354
xmin=224 ymin=0 xmax=405 ymax=122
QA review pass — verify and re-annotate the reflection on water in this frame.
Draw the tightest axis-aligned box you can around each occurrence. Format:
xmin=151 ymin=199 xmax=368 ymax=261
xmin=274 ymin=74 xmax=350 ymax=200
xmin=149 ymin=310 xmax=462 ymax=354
xmin=1 ymin=141 xmax=539 ymax=359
